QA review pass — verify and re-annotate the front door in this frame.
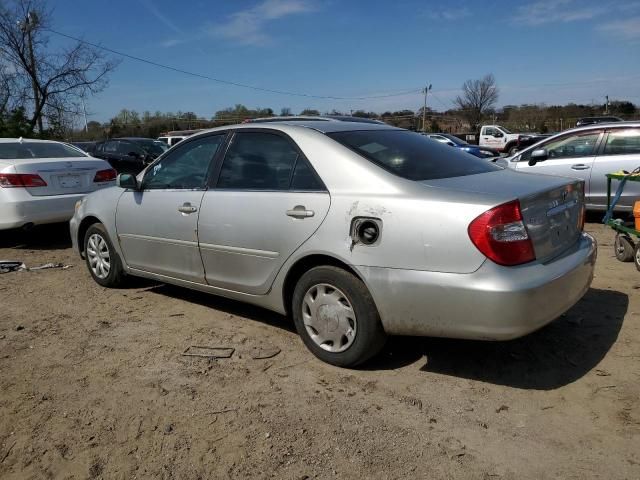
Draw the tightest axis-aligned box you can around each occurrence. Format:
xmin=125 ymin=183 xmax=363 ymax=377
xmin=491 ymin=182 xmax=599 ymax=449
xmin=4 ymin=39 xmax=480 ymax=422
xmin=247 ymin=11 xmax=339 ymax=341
xmin=116 ymin=133 xmax=226 ymax=283
xmin=590 ymin=128 xmax=640 ymax=209
xmin=514 ymin=130 xmax=602 ymax=203
xmin=198 ymin=130 xmax=330 ymax=294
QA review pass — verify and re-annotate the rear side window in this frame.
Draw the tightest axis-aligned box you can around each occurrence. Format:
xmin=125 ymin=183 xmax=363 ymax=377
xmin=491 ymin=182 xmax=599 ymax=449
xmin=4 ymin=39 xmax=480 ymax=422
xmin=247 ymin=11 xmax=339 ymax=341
xmin=603 ymin=129 xmax=640 ymax=156
xmin=0 ymin=142 xmax=87 ymax=159
xmin=217 ymin=132 xmax=299 ymax=190
xmin=328 ymin=130 xmax=499 ymax=181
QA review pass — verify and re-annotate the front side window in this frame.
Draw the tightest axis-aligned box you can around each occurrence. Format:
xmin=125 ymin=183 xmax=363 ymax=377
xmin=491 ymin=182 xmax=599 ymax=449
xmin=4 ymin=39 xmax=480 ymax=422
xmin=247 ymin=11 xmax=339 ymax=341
xmin=117 ymin=141 xmax=143 ymax=156
xmin=217 ymin=132 xmax=300 ymax=190
xmin=484 ymin=127 xmax=496 ymax=136
xmin=328 ymin=130 xmax=499 ymax=181
xmin=603 ymin=129 xmax=640 ymax=156
xmin=104 ymin=141 xmax=118 ymax=153
xmin=521 ymin=132 xmax=601 ymax=161
xmin=143 ymin=135 xmax=224 ymax=190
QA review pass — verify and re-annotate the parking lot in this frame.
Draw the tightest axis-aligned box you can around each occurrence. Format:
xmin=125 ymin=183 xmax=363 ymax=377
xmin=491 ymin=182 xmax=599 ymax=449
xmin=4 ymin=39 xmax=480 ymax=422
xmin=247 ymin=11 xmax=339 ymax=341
xmin=0 ymin=220 xmax=638 ymax=479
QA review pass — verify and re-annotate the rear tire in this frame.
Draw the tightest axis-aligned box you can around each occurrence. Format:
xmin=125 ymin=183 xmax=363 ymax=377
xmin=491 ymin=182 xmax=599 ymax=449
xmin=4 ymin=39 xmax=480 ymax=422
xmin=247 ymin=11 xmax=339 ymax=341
xmin=292 ymin=266 xmax=386 ymax=367
xmin=508 ymin=146 xmax=519 ymax=156
xmin=614 ymin=233 xmax=635 ymax=262
xmin=84 ymin=223 xmax=126 ymax=287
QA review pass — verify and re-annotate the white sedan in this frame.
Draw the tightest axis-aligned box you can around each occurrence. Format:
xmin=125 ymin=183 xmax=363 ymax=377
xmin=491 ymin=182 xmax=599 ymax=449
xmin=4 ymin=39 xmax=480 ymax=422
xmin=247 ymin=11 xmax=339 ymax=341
xmin=0 ymin=138 xmax=116 ymax=230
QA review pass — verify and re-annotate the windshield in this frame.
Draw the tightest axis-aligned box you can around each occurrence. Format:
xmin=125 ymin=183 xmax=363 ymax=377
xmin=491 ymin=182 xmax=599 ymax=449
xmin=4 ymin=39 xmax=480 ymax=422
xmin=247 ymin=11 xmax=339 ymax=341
xmin=500 ymin=126 xmax=512 ymax=134
xmin=131 ymin=139 xmax=168 ymax=156
xmin=0 ymin=142 xmax=87 ymax=159
xmin=328 ymin=130 xmax=499 ymax=181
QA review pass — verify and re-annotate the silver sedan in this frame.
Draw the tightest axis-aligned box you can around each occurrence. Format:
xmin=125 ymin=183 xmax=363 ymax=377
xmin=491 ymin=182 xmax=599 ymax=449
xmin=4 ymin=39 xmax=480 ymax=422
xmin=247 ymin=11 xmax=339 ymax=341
xmin=70 ymin=120 xmax=596 ymax=367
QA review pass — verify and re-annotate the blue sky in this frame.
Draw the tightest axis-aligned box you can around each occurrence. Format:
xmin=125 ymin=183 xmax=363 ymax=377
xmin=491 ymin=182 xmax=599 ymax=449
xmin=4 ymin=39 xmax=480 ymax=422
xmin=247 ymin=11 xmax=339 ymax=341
xmin=51 ymin=0 xmax=640 ymax=122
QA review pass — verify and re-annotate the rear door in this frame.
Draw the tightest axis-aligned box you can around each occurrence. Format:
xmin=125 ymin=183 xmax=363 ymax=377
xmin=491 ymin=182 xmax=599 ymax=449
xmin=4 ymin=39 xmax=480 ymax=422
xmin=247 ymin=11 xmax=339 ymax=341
xmin=514 ymin=130 xmax=602 ymax=203
xmin=589 ymin=127 xmax=640 ymax=209
xmin=115 ymin=133 xmax=226 ymax=283
xmin=198 ymin=130 xmax=330 ymax=294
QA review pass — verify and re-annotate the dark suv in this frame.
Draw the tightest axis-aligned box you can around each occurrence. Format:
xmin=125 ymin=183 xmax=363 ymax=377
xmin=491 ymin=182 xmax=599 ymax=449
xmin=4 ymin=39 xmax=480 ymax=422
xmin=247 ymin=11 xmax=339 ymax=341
xmin=93 ymin=138 xmax=168 ymax=174
xmin=575 ymin=116 xmax=623 ymax=127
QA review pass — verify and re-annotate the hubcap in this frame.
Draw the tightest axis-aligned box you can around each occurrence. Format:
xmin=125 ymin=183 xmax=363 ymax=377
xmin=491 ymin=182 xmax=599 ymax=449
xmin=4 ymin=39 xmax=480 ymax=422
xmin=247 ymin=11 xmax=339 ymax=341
xmin=87 ymin=233 xmax=111 ymax=279
xmin=302 ymin=283 xmax=357 ymax=353
xmin=615 ymin=236 xmax=624 ymax=255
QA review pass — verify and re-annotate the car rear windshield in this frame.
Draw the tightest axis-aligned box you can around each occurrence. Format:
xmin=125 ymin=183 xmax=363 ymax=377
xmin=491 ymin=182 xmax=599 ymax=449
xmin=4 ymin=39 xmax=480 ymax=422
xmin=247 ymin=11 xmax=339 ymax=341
xmin=327 ymin=130 xmax=500 ymax=181
xmin=132 ymin=140 xmax=168 ymax=156
xmin=0 ymin=142 xmax=87 ymax=159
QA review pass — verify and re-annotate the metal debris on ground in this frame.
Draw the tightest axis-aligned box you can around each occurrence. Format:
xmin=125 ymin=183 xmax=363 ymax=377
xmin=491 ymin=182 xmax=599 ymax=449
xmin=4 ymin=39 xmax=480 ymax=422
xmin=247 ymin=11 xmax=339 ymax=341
xmin=0 ymin=261 xmax=72 ymax=273
xmin=249 ymin=345 xmax=281 ymax=360
xmin=181 ymin=345 xmax=235 ymax=359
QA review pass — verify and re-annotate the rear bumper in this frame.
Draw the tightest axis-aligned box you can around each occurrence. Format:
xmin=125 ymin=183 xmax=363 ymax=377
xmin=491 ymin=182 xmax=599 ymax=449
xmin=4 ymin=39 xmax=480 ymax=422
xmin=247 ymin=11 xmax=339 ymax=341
xmin=359 ymin=233 xmax=597 ymax=339
xmin=0 ymin=190 xmax=86 ymax=230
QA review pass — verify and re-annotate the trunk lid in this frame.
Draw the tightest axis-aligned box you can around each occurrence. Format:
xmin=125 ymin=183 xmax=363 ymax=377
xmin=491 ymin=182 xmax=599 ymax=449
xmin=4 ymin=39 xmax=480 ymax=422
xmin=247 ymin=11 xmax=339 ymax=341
xmin=8 ymin=157 xmax=113 ymax=196
xmin=419 ymin=169 xmax=584 ymax=263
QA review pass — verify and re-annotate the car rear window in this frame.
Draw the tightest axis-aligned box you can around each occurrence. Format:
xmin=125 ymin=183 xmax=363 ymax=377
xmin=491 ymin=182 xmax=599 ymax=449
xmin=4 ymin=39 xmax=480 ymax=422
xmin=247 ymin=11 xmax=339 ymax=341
xmin=0 ymin=142 xmax=87 ymax=159
xmin=328 ymin=130 xmax=499 ymax=181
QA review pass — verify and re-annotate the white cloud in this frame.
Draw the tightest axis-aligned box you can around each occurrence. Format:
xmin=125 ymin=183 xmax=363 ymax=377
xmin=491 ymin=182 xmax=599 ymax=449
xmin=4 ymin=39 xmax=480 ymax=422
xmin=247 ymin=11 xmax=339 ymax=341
xmin=427 ymin=7 xmax=471 ymax=21
xmin=513 ymin=0 xmax=604 ymax=25
xmin=210 ymin=0 xmax=316 ymax=46
xmin=598 ymin=16 xmax=640 ymax=40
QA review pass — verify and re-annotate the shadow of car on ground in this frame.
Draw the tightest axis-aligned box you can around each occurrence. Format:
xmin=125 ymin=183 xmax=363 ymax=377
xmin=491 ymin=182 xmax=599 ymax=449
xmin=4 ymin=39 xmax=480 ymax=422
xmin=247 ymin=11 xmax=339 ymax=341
xmin=147 ymin=283 xmax=626 ymax=389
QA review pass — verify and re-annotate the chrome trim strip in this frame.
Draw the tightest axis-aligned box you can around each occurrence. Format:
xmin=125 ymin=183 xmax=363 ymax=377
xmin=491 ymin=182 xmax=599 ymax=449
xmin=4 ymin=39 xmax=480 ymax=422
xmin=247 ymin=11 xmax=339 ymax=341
xmin=118 ymin=233 xmax=198 ymax=248
xmin=198 ymin=242 xmax=279 ymax=259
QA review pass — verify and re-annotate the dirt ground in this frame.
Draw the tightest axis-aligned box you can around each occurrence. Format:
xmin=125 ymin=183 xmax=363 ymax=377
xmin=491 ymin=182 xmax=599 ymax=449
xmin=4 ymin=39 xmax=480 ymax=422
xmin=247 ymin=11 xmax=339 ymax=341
xmin=0 ymin=220 xmax=638 ymax=479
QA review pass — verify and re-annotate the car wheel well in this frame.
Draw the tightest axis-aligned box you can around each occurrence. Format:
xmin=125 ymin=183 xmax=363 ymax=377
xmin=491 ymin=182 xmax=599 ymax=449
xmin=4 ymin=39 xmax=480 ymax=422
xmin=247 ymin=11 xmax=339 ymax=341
xmin=282 ymin=254 xmax=364 ymax=317
xmin=77 ymin=216 xmax=102 ymax=255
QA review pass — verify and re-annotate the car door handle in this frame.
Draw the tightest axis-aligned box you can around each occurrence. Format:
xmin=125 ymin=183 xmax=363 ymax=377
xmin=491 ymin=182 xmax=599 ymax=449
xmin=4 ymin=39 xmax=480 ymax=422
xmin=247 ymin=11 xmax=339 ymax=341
xmin=178 ymin=202 xmax=198 ymax=214
xmin=286 ymin=205 xmax=314 ymax=219
xmin=571 ymin=164 xmax=590 ymax=170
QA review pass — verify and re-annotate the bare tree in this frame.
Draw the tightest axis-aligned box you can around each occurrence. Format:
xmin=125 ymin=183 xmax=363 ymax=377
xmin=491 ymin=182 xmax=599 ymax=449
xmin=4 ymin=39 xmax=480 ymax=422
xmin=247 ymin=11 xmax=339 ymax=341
xmin=0 ymin=0 xmax=118 ymax=135
xmin=454 ymin=74 xmax=499 ymax=130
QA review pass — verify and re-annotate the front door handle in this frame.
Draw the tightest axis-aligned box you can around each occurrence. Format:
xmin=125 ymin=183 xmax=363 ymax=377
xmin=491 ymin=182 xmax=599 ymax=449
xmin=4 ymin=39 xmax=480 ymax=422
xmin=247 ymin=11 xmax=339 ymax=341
xmin=571 ymin=164 xmax=590 ymax=170
xmin=178 ymin=202 xmax=198 ymax=214
xmin=286 ymin=205 xmax=314 ymax=219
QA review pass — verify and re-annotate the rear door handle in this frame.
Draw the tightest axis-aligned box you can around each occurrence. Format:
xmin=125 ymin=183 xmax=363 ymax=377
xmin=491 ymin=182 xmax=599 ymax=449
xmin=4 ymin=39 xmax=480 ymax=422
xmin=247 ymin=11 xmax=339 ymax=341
xmin=178 ymin=202 xmax=198 ymax=214
xmin=286 ymin=205 xmax=314 ymax=219
xmin=571 ymin=164 xmax=590 ymax=170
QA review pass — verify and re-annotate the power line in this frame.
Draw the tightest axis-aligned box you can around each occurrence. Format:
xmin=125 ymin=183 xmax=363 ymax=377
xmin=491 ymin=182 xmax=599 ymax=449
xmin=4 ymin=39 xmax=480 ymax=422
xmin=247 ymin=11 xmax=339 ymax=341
xmin=46 ymin=28 xmax=423 ymax=101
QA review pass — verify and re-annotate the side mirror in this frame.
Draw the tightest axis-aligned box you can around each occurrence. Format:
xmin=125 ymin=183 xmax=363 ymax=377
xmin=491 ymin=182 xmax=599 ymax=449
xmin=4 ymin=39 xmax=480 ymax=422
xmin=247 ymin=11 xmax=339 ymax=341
xmin=528 ymin=148 xmax=548 ymax=166
xmin=494 ymin=132 xmax=504 ymax=138
xmin=116 ymin=173 xmax=139 ymax=190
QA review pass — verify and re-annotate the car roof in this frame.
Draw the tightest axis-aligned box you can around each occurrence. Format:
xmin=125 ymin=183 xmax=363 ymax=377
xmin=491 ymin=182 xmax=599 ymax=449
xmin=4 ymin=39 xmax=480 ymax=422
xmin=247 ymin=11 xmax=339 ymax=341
xmin=0 ymin=138 xmax=64 ymax=144
xmin=191 ymin=120 xmax=401 ymax=135
xmin=246 ymin=115 xmax=385 ymax=125
xmin=566 ymin=120 xmax=640 ymax=133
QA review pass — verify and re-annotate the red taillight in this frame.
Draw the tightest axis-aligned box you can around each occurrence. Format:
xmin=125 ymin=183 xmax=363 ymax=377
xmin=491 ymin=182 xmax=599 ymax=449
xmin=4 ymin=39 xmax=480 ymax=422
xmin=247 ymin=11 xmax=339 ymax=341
xmin=93 ymin=168 xmax=117 ymax=183
xmin=468 ymin=200 xmax=535 ymax=266
xmin=0 ymin=173 xmax=47 ymax=188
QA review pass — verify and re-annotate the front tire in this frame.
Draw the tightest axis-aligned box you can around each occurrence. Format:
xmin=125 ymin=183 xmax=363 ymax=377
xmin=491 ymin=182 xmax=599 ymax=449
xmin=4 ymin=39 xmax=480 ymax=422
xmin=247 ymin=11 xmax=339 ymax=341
xmin=84 ymin=223 xmax=126 ymax=287
xmin=634 ymin=242 xmax=640 ymax=272
xmin=614 ymin=233 xmax=634 ymax=262
xmin=292 ymin=266 xmax=386 ymax=367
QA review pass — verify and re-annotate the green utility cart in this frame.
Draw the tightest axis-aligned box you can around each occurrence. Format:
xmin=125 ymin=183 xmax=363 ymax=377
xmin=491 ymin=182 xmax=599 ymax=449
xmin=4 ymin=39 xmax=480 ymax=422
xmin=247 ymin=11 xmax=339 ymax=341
xmin=604 ymin=171 xmax=640 ymax=271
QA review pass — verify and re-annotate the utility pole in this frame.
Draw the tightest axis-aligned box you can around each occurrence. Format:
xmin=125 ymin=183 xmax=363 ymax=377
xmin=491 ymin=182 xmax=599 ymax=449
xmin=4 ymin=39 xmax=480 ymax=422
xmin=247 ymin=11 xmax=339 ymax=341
xmin=605 ymin=95 xmax=609 ymax=114
xmin=19 ymin=11 xmax=43 ymax=134
xmin=422 ymin=84 xmax=432 ymax=132
xmin=81 ymin=97 xmax=89 ymax=133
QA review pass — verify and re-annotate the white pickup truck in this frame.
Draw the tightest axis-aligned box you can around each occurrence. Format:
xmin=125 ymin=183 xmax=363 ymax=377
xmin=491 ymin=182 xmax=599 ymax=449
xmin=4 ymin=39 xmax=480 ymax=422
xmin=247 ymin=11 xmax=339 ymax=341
xmin=479 ymin=125 xmax=550 ymax=156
